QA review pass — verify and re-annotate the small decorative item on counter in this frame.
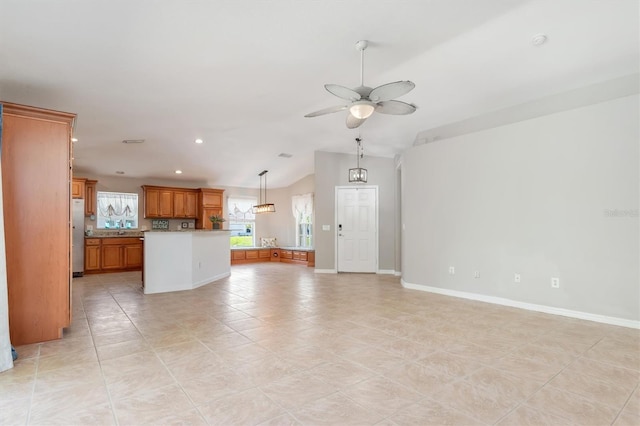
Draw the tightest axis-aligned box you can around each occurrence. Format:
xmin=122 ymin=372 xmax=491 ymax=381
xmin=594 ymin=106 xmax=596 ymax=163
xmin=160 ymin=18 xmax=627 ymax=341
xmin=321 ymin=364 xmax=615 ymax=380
xmin=261 ymin=237 xmax=277 ymax=247
xmin=209 ymin=214 xmax=226 ymax=229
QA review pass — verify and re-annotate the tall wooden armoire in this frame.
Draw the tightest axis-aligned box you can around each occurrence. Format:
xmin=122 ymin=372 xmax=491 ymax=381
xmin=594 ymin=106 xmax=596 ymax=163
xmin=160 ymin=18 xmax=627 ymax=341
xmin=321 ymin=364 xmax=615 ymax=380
xmin=1 ymin=101 xmax=76 ymax=345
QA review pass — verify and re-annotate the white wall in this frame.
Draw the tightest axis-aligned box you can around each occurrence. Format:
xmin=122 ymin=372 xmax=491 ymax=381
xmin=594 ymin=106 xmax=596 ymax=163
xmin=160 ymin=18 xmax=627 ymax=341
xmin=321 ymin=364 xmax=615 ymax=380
xmin=314 ymin=151 xmax=397 ymax=272
xmin=402 ymin=94 xmax=639 ymax=322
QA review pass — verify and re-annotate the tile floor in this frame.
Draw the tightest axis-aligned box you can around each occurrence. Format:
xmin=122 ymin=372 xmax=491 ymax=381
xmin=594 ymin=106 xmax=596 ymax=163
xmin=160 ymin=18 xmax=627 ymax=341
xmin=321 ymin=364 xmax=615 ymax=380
xmin=1 ymin=263 xmax=639 ymax=425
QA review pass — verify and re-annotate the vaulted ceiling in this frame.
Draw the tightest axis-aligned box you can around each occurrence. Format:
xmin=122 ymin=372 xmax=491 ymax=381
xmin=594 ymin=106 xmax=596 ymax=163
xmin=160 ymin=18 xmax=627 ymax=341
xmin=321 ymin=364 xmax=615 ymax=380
xmin=1 ymin=0 xmax=637 ymax=188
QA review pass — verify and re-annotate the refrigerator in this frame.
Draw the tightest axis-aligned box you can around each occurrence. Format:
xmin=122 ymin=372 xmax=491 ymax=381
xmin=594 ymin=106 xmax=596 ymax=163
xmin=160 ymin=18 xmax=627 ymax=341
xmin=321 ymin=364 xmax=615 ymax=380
xmin=72 ymin=199 xmax=85 ymax=277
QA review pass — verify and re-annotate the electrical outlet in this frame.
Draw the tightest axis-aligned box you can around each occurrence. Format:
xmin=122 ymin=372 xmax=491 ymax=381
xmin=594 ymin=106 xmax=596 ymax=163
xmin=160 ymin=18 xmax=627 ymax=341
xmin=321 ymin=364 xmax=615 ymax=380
xmin=448 ymin=266 xmax=455 ymax=275
xmin=514 ymin=273 xmax=521 ymax=283
xmin=474 ymin=271 xmax=480 ymax=278
xmin=551 ymin=277 xmax=560 ymax=288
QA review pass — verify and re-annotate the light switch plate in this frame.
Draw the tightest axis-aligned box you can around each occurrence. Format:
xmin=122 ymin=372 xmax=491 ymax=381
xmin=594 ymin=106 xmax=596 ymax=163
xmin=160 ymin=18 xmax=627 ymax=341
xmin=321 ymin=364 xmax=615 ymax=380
xmin=322 ymin=225 xmax=330 ymax=231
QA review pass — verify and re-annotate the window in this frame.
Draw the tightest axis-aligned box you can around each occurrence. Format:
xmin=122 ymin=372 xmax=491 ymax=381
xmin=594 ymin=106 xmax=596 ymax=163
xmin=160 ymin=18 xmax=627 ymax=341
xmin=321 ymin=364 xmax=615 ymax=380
xmin=292 ymin=193 xmax=313 ymax=248
xmin=228 ymin=197 xmax=256 ymax=247
xmin=96 ymin=191 xmax=139 ymax=229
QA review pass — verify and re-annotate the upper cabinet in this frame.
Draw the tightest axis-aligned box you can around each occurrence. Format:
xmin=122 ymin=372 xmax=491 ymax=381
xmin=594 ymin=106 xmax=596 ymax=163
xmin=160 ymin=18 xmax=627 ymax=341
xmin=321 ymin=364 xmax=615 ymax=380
xmin=142 ymin=185 xmax=224 ymax=222
xmin=71 ymin=177 xmax=85 ymax=199
xmin=173 ymin=190 xmax=198 ymax=218
xmin=85 ymin=179 xmax=97 ymax=216
xmin=196 ymin=188 xmax=224 ymax=229
xmin=143 ymin=186 xmax=174 ymax=218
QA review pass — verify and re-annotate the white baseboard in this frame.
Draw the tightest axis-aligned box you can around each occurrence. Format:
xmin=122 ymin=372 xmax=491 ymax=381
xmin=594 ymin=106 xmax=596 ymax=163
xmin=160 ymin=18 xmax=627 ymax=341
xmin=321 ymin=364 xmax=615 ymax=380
xmin=314 ymin=269 xmax=337 ymax=274
xmin=401 ymin=279 xmax=640 ymax=330
xmin=394 ymin=271 xmax=402 ymax=277
xmin=377 ymin=269 xmax=396 ymax=275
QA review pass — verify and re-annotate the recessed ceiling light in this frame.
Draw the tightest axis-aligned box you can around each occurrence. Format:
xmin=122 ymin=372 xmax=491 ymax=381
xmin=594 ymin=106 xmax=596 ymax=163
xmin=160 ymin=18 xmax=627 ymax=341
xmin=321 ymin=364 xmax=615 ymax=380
xmin=122 ymin=139 xmax=145 ymax=144
xmin=116 ymin=171 xmax=125 ymax=175
xmin=278 ymin=153 xmax=293 ymax=158
xmin=175 ymin=170 xmax=183 ymax=174
xmin=532 ymin=33 xmax=548 ymax=46
xmin=71 ymin=138 xmax=78 ymax=142
xmin=195 ymin=139 xmax=204 ymax=144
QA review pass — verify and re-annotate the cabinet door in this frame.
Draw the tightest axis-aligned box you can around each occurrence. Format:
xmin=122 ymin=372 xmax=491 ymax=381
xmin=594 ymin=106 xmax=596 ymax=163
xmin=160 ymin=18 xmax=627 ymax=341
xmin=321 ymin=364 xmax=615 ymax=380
xmin=71 ymin=178 xmax=85 ymax=199
xmin=101 ymin=245 xmax=123 ymax=269
xmin=85 ymin=245 xmax=101 ymax=271
xmin=145 ymin=189 xmax=160 ymax=217
xmin=185 ymin=192 xmax=197 ymax=218
xmin=85 ymin=180 xmax=96 ymax=216
xmin=173 ymin=191 xmax=186 ymax=217
xmin=124 ymin=244 xmax=142 ymax=268
xmin=158 ymin=190 xmax=173 ymax=217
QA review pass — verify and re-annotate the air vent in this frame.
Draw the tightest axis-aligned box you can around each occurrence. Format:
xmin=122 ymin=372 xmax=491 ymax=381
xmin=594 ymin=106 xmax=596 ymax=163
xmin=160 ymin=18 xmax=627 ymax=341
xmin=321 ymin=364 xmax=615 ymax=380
xmin=278 ymin=153 xmax=293 ymax=158
xmin=122 ymin=139 xmax=145 ymax=144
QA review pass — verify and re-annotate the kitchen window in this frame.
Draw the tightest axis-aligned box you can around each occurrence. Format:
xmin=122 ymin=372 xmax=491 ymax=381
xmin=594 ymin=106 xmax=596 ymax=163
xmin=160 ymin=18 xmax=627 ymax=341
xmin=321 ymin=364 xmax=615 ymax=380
xmin=228 ymin=197 xmax=256 ymax=247
xmin=96 ymin=191 xmax=139 ymax=229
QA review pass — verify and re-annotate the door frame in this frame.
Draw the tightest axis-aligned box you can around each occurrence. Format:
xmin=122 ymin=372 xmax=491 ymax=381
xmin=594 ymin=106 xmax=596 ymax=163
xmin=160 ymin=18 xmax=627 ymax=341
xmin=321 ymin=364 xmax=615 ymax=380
xmin=334 ymin=185 xmax=379 ymax=273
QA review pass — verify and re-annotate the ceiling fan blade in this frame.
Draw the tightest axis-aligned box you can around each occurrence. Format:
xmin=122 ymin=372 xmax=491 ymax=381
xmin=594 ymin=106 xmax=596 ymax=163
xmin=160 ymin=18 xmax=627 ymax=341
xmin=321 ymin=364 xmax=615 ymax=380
xmin=304 ymin=104 xmax=349 ymax=118
xmin=368 ymin=81 xmax=415 ymax=102
xmin=346 ymin=113 xmax=367 ymax=129
xmin=375 ymin=100 xmax=416 ymax=115
xmin=325 ymin=84 xmax=361 ymax=101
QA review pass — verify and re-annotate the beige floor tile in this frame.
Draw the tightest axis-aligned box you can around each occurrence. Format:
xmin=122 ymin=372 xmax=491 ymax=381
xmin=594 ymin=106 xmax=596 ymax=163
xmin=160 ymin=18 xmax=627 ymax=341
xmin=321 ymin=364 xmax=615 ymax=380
xmin=154 ymin=339 xmax=211 ymax=365
xmin=549 ymin=367 xmax=636 ymax=410
xmin=112 ymin=383 xmax=195 ymax=425
xmin=34 ymin=361 xmax=103 ymax=395
xmin=95 ymin=337 xmax=151 ymax=361
xmin=0 ymin=397 xmax=30 ymax=425
xmin=100 ymin=350 xmax=165 ymax=378
xmin=431 ymin=380 xmax=519 ymax=424
xmin=525 ymin=385 xmax=619 ymax=425
xmin=232 ymin=355 xmax=300 ymax=386
xmin=615 ymin=411 xmax=640 ymax=426
xmin=37 ymin=334 xmax=94 ymax=358
xmin=198 ymin=387 xmax=286 ymax=425
xmin=341 ymin=346 xmax=405 ymax=373
xmin=198 ymin=330 xmax=253 ymax=351
xmin=13 ymin=343 xmax=41 ymax=360
xmin=106 ymin=364 xmax=176 ymax=400
xmin=274 ymin=345 xmax=341 ymax=370
xmin=29 ymin=382 xmax=113 ymax=425
xmin=257 ymin=413 xmax=302 ymax=425
xmin=489 ymin=354 xmax=563 ymax=382
xmin=341 ymin=376 xmax=422 ymax=417
xmin=293 ymin=392 xmax=383 ymax=425
xmin=307 ymin=359 xmax=377 ymax=388
xmin=375 ymin=337 xmax=436 ymax=361
xmin=260 ymin=371 xmax=338 ymax=410
xmin=389 ymin=398 xmax=484 ymax=425
xmin=416 ymin=350 xmax=483 ymax=378
xmin=36 ymin=346 xmax=98 ymax=373
xmin=92 ymin=328 xmax=144 ymax=347
xmin=380 ymin=361 xmax=455 ymax=396
xmin=496 ymin=404 xmax=574 ymax=425
xmin=464 ymin=366 xmax=545 ymax=403
xmin=164 ymin=351 xmax=227 ymax=382
xmin=179 ymin=367 xmax=252 ymax=406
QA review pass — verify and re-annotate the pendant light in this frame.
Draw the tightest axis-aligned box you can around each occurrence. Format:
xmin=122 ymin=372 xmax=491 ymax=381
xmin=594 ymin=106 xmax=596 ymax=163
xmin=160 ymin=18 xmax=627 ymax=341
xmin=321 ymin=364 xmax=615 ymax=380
xmin=349 ymin=136 xmax=368 ymax=183
xmin=253 ymin=170 xmax=276 ymax=213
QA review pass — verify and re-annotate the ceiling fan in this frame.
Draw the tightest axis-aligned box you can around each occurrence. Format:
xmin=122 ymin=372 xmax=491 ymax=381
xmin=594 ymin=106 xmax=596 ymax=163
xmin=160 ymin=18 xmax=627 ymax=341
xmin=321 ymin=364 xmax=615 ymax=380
xmin=305 ymin=40 xmax=417 ymax=129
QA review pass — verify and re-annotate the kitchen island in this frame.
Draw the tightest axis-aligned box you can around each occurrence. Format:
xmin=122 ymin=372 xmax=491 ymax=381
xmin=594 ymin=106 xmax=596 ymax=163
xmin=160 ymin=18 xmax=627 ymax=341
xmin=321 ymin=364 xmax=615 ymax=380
xmin=143 ymin=230 xmax=230 ymax=294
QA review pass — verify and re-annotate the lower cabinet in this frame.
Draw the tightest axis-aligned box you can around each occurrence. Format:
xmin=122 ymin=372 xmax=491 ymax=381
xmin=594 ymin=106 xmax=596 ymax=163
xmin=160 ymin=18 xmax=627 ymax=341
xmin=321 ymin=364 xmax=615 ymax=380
xmin=230 ymin=248 xmax=314 ymax=266
xmin=85 ymin=237 xmax=142 ymax=273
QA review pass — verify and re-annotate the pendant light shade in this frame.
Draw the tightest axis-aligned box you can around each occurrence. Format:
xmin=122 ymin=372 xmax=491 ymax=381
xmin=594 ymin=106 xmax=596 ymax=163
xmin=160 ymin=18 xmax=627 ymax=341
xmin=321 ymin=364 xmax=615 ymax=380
xmin=349 ymin=100 xmax=376 ymax=119
xmin=253 ymin=170 xmax=275 ymax=213
xmin=349 ymin=137 xmax=368 ymax=183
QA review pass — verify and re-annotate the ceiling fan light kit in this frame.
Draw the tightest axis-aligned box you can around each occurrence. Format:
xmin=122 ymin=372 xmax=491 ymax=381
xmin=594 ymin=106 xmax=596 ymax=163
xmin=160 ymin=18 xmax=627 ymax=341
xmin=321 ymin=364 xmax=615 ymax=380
xmin=305 ymin=40 xmax=416 ymax=128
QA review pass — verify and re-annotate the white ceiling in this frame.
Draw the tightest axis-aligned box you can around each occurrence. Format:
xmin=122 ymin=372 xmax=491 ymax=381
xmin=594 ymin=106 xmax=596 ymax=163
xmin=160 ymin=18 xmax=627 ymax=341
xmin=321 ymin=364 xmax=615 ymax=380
xmin=1 ymin=0 xmax=638 ymax=188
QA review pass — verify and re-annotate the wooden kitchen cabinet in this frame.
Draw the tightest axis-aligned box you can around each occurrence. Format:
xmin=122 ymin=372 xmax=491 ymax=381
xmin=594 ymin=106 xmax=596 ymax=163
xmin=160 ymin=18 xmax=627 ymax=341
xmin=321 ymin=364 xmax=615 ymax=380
xmin=85 ymin=237 xmax=143 ymax=273
xmin=72 ymin=177 xmax=86 ymax=199
xmin=84 ymin=179 xmax=97 ymax=216
xmin=1 ymin=101 xmax=75 ymax=345
xmin=173 ymin=190 xmax=198 ymax=218
xmin=196 ymin=188 xmax=224 ymax=230
xmin=84 ymin=238 xmax=101 ymax=271
xmin=230 ymin=248 xmax=314 ymax=266
xmin=143 ymin=186 xmax=174 ymax=218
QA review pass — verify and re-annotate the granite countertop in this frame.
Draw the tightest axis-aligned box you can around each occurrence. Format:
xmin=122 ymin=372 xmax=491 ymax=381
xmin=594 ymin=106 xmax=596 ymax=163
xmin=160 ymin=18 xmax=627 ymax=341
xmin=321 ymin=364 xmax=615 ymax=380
xmin=86 ymin=231 xmax=144 ymax=238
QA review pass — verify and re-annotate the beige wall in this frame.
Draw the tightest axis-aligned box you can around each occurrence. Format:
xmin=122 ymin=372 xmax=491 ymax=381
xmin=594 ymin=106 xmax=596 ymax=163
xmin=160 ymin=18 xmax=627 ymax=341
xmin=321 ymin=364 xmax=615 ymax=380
xmin=402 ymin=94 xmax=639 ymax=322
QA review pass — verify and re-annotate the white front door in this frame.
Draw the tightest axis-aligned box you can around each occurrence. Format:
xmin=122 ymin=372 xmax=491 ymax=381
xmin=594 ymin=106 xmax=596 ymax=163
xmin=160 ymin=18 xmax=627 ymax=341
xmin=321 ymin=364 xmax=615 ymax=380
xmin=336 ymin=186 xmax=377 ymax=273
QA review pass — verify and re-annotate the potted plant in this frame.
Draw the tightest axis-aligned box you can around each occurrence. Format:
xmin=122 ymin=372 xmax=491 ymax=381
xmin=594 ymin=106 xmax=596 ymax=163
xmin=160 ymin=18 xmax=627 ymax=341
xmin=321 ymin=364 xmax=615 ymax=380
xmin=209 ymin=214 xmax=226 ymax=229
